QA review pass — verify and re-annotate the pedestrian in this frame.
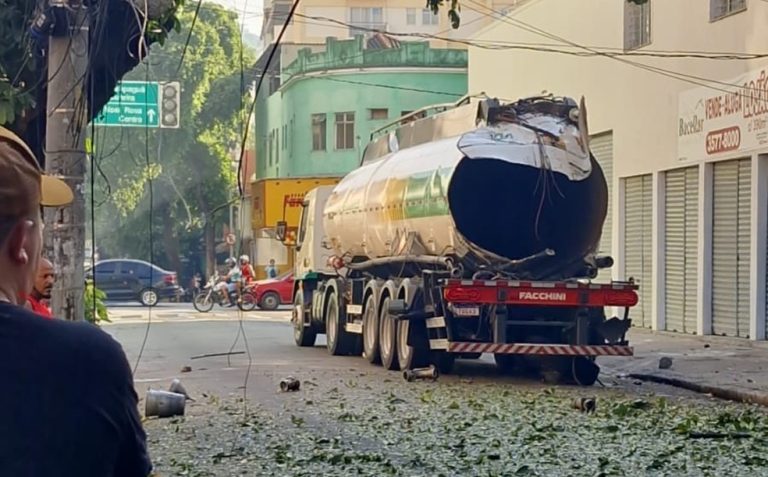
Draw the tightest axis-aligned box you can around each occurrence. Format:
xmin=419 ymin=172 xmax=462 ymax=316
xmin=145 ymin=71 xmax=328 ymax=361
xmin=265 ymin=258 xmax=278 ymax=279
xmin=240 ymin=254 xmax=255 ymax=285
xmin=20 ymin=256 xmax=55 ymax=318
xmin=0 ymin=126 xmax=152 ymax=475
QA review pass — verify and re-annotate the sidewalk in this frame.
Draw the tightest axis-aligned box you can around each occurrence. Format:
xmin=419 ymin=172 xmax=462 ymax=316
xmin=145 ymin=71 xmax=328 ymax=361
xmin=602 ymin=328 xmax=768 ymax=403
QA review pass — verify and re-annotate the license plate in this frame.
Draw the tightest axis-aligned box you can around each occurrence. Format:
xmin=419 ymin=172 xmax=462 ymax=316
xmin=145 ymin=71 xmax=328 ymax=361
xmin=452 ymin=306 xmax=480 ymax=317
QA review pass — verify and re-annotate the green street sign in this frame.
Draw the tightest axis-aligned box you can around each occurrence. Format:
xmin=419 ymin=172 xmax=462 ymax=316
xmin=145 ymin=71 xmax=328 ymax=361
xmin=93 ymin=81 xmax=164 ymax=128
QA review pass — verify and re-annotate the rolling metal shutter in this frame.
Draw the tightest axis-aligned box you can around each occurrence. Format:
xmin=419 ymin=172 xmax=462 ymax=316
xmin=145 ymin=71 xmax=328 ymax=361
xmin=712 ymin=159 xmax=751 ymax=337
xmin=623 ymin=174 xmax=652 ymax=327
xmin=590 ymin=133 xmax=613 ymax=283
xmin=664 ymin=166 xmax=699 ymax=333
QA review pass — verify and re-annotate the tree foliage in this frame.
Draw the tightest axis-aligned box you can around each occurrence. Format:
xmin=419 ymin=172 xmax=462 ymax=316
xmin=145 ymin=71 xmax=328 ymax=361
xmin=91 ymin=3 xmax=254 ymax=281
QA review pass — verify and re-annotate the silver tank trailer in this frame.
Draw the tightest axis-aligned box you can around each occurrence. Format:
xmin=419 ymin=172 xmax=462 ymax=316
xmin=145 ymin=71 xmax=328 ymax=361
xmin=322 ymin=96 xmax=608 ymax=281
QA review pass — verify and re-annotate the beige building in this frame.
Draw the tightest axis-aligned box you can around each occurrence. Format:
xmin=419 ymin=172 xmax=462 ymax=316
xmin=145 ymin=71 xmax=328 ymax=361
xmin=260 ymin=0 xmax=519 ymax=48
xmin=468 ymin=0 xmax=768 ymax=340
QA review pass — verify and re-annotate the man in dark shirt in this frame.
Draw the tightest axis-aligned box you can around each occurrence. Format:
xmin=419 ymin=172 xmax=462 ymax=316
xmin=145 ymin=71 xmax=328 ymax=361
xmin=0 ymin=126 xmax=153 ymax=476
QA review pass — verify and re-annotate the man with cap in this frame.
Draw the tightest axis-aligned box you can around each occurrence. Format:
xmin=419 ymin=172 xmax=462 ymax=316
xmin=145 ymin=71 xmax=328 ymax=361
xmin=0 ymin=127 xmax=152 ymax=475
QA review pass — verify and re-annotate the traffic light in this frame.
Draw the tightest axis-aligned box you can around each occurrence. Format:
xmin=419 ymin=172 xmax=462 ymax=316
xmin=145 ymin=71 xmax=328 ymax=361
xmin=160 ymin=81 xmax=181 ymax=129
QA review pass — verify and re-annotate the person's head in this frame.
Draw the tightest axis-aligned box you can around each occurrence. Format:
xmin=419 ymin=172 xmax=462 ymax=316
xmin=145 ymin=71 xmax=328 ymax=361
xmin=239 ymin=254 xmax=249 ymax=265
xmin=225 ymin=257 xmax=236 ymax=268
xmin=269 ymin=259 xmax=275 ymax=266
xmin=0 ymin=127 xmax=72 ymax=304
xmin=33 ymin=257 xmax=55 ymax=300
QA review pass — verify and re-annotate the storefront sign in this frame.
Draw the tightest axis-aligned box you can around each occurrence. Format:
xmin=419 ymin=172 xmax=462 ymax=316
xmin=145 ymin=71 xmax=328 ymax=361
xmin=678 ymin=65 xmax=768 ymax=161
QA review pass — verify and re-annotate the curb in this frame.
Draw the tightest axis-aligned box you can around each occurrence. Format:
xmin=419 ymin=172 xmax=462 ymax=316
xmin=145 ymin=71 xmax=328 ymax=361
xmin=629 ymin=373 xmax=768 ymax=407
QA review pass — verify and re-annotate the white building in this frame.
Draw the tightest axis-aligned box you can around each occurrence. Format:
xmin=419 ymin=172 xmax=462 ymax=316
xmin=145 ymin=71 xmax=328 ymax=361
xmin=468 ymin=0 xmax=768 ymax=339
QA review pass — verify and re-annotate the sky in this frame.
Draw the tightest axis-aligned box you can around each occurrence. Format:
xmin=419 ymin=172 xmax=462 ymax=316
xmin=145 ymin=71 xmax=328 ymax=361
xmin=208 ymin=0 xmax=265 ymax=48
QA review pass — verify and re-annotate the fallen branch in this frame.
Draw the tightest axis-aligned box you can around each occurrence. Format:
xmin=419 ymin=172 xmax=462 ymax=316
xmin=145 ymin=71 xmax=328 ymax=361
xmin=190 ymin=351 xmax=246 ymax=360
xmin=628 ymin=373 xmax=768 ymax=407
xmin=688 ymin=431 xmax=751 ymax=439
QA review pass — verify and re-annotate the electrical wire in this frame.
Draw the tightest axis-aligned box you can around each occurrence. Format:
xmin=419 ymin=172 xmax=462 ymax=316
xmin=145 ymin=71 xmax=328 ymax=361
xmin=131 ymin=58 xmax=155 ymax=376
xmin=462 ymin=0 xmax=768 ymax=99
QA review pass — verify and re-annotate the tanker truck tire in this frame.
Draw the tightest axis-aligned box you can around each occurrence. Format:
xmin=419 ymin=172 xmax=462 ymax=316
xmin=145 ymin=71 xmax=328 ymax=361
xmin=431 ymin=351 xmax=455 ymax=374
xmin=396 ymin=319 xmax=429 ymax=370
xmin=292 ymin=291 xmax=316 ymax=347
xmin=362 ymin=294 xmax=381 ymax=364
xmin=325 ymin=291 xmax=353 ymax=356
xmin=378 ymin=296 xmax=400 ymax=370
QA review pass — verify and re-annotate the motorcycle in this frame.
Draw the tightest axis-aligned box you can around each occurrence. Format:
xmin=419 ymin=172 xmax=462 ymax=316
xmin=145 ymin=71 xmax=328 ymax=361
xmin=192 ymin=272 xmax=257 ymax=312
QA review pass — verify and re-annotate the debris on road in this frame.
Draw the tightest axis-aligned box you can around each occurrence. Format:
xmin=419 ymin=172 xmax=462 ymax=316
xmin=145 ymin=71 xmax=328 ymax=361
xmin=169 ymin=378 xmax=194 ymax=401
xmin=403 ymin=365 xmax=439 ymax=382
xmin=659 ymin=357 xmax=674 ymax=369
xmin=190 ymin=351 xmax=245 ymax=360
xmin=145 ymin=389 xmax=186 ymax=418
xmin=180 ymin=365 xmax=192 ymax=373
xmin=280 ymin=376 xmax=301 ymax=392
xmin=571 ymin=397 xmax=596 ymax=413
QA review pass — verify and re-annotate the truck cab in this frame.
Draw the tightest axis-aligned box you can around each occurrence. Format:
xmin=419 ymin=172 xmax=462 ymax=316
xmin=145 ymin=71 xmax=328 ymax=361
xmin=294 ymin=185 xmax=336 ymax=280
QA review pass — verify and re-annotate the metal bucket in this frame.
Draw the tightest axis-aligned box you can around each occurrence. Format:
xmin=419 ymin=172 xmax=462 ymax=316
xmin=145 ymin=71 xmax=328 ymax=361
xmin=403 ymin=365 xmax=439 ymax=382
xmin=145 ymin=389 xmax=186 ymax=418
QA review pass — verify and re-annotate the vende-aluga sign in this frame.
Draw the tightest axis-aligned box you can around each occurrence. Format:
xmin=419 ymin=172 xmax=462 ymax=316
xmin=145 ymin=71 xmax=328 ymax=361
xmin=678 ymin=65 xmax=768 ymax=161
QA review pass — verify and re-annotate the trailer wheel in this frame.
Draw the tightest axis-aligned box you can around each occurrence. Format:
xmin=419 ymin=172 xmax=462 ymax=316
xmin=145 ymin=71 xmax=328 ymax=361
xmin=571 ymin=357 xmax=600 ymax=386
xmin=396 ymin=319 xmax=429 ymax=371
xmin=378 ymin=296 xmax=399 ymax=370
xmin=325 ymin=291 xmax=351 ymax=356
xmin=292 ymin=290 xmax=316 ymax=347
xmin=362 ymin=294 xmax=380 ymax=364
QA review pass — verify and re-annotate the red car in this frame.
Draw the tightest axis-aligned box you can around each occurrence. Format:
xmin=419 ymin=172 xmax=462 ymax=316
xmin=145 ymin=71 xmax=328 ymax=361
xmin=248 ymin=271 xmax=294 ymax=310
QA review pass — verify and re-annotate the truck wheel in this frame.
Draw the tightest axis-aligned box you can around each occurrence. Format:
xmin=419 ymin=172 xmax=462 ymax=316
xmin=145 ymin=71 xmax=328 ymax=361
xmin=362 ymin=294 xmax=380 ymax=364
xmin=378 ymin=296 xmax=399 ymax=370
xmin=292 ymin=290 xmax=316 ymax=347
xmin=396 ymin=319 xmax=429 ymax=370
xmin=431 ymin=352 xmax=455 ymax=374
xmin=325 ymin=291 xmax=351 ymax=356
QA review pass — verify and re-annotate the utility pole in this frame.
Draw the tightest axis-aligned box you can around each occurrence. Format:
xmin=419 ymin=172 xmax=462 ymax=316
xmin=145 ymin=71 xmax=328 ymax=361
xmin=45 ymin=0 xmax=88 ymax=321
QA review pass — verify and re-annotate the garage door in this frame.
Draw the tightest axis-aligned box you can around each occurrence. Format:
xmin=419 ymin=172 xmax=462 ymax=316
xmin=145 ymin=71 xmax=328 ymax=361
xmin=712 ymin=158 xmax=751 ymax=337
xmin=665 ymin=166 xmax=698 ymax=333
xmin=590 ymin=132 xmax=613 ymax=282
xmin=624 ymin=174 xmax=652 ymax=327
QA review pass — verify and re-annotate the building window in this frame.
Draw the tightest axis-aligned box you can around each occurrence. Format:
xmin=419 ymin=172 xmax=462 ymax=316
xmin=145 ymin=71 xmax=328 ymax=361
xmin=369 ymin=108 xmax=388 ymax=120
xmin=350 ymin=7 xmax=384 ymax=34
xmin=275 ymin=129 xmax=280 ymax=163
xmin=282 ymin=124 xmax=287 ymax=149
xmin=624 ymin=0 xmax=651 ymax=50
xmin=311 ymin=114 xmax=326 ymax=151
xmin=422 ymin=9 xmax=439 ymax=25
xmin=335 ymin=112 xmax=355 ymax=150
xmin=710 ymin=0 xmax=746 ymax=20
xmin=406 ymin=8 xmax=416 ymax=25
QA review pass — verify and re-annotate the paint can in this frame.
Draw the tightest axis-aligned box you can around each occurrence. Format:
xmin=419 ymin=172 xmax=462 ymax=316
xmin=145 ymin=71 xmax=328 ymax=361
xmin=403 ymin=365 xmax=439 ymax=382
xmin=145 ymin=389 xmax=186 ymax=418
xmin=280 ymin=376 xmax=301 ymax=392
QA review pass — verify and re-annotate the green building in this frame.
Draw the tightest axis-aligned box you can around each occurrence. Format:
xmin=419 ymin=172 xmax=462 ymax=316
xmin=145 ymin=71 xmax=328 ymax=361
xmin=254 ymin=36 xmax=468 ymax=179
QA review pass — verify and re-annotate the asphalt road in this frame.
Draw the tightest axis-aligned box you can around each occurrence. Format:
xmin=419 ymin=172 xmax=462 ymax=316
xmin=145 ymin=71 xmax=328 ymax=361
xmin=101 ymin=307 xmax=768 ymax=476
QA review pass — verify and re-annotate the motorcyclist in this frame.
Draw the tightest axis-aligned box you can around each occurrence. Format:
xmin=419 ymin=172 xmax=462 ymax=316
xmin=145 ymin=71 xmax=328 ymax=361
xmin=215 ymin=257 xmax=242 ymax=306
xmin=240 ymin=255 xmax=255 ymax=286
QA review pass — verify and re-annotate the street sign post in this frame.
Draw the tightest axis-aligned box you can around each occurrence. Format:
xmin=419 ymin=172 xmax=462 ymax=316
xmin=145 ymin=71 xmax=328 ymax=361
xmin=93 ymin=81 xmax=180 ymax=128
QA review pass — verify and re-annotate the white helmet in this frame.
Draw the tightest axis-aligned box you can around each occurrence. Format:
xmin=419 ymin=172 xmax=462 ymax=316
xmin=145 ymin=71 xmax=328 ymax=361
xmin=239 ymin=254 xmax=250 ymax=263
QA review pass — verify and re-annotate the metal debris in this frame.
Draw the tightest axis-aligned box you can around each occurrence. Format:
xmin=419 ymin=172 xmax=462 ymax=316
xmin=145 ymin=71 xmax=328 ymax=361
xmin=571 ymin=397 xmax=596 ymax=413
xmin=146 ymin=389 xmax=186 ymax=418
xmin=280 ymin=376 xmax=301 ymax=392
xmin=403 ymin=365 xmax=439 ymax=382
xmin=169 ymin=378 xmax=194 ymax=401
xmin=659 ymin=357 xmax=673 ymax=369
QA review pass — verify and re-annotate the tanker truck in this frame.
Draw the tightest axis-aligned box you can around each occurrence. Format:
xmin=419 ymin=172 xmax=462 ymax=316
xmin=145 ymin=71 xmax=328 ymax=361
xmin=283 ymin=94 xmax=638 ymax=385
